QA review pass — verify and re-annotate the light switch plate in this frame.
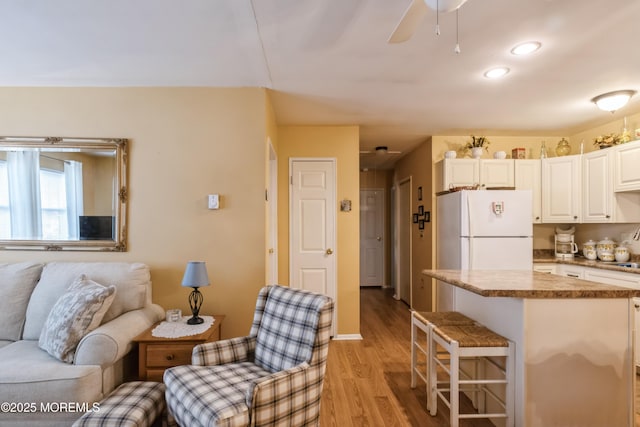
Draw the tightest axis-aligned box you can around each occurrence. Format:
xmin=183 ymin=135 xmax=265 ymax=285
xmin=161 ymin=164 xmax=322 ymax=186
xmin=208 ymin=194 xmax=219 ymax=210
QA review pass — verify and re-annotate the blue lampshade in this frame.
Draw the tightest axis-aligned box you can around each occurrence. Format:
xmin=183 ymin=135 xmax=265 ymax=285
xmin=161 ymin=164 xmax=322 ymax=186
xmin=181 ymin=261 xmax=210 ymax=288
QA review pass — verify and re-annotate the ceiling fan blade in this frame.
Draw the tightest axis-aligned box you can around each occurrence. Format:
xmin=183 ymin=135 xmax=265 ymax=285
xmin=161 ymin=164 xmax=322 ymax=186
xmin=387 ymin=0 xmax=429 ymax=43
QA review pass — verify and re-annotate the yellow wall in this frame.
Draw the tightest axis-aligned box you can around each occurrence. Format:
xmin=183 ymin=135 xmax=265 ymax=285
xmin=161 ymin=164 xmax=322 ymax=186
xmin=394 ymin=139 xmax=434 ymax=311
xmin=277 ymin=126 xmax=360 ymax=336
xmin=0 ymin=87 xmax=268 ymax=338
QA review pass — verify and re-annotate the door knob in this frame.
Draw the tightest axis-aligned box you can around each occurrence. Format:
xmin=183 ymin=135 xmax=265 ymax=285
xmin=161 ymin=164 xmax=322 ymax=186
xmin=376 ymin=236 xmax=382 ymax=241
xmin=268 ymin=248 xmax=274 ymax=254
xmin=326 ymin=248 xmax=333 ymax=255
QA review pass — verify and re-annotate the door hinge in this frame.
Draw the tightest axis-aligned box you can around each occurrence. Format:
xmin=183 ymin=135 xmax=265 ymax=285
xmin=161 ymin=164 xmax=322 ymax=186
xmin=290 ymin=176 xmax=293 ymax=185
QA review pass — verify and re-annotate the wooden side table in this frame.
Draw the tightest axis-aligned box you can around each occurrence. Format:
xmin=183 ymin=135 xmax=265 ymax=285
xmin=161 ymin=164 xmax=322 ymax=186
xmin=133 ymin=315 xmax=225 ymax=381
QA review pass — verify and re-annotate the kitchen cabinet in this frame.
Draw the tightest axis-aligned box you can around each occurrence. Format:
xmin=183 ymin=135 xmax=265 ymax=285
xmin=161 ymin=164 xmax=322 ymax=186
xmin=613 ymin=139 xmax=640 ymax=192
xmin=515 ymin=160 xmax=542 ymax=223
xmin=533 ymin=263 xmax=556 ymax=274
xmin=541 ymin=155 xmax=581 ymax=223
xmin=559 ymin=265 xmax=584 ymax=279
xmin=436 ymin=159 xmax=514 ymax=192
xmin=582 ymin=148 xmax=640 ymax=223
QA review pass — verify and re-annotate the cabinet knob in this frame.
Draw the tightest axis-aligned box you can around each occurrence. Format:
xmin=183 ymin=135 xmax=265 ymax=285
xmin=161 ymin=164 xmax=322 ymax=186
xmin=573 ymin=215 xmax=578 ymax=220
xmin=535 ymin=216 xmax=540 ymax=220
xmin=635 ymin=304 xmax=640 ymax=310
xmin=166 ymin=354 xmax=175 ymax=361
xmin=606 ymin=215 xmax=611 ymax=219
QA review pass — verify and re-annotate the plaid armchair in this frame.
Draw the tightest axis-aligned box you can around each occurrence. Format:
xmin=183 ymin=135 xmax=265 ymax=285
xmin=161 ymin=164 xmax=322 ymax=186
xmin=164 ymin=285 xmax=334 ymax=427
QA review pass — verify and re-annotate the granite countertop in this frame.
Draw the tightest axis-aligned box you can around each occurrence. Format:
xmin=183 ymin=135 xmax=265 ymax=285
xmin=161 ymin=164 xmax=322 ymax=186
xmin=533 ymin=249 xmax=640 ymax=275
xmin=422 ymin=269 xmax=640 ymax=298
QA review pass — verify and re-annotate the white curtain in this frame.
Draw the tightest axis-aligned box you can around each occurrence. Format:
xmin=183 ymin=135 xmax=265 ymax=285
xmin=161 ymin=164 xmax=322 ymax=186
xmin=7 ymin=150 xmax=42 ymax=239
xmin=64 ymin=160 xmax=84 ymax=240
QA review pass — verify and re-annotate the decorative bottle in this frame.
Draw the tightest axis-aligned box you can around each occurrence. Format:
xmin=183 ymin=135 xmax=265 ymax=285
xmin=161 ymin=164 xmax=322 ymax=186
xmin=540 ymin=140 xmax=547 ymax=159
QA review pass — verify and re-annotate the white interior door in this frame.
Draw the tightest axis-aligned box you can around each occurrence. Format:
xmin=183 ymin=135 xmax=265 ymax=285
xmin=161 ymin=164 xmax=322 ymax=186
xmin=266 ymin=140 xmax=278 ymax=285
xmin=398 ymin=178 xmax=411 ymax=306
xmin=290 ymin=159 xmax=337 ymax=330
xmin=360 ymin=189 xmax=384 ymax=287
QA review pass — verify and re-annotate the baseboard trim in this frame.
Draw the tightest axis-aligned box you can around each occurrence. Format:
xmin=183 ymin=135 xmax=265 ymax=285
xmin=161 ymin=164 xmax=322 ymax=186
xmin=332 ymin=334 xmax=363 ymax=341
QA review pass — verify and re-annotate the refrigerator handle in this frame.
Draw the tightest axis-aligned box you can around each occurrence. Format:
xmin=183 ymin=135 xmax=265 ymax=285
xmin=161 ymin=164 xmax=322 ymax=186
xmin=467 ymin=195 xmax=474 ymax=269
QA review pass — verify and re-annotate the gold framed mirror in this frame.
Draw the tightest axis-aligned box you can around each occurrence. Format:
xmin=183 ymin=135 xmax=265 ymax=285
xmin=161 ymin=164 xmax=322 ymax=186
xmin=0 ymin=136 xmax=128 ymax=251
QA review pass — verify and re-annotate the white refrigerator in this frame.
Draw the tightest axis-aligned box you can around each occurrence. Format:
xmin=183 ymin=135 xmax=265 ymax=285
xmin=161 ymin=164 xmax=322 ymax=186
xmin=436 ymin=190 xmax=533 ymax=310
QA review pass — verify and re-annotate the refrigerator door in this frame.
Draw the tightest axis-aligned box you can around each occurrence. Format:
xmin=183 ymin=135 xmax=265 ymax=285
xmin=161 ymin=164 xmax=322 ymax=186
xmin=461 ymin=190 xmax=532 ymax=237
xmin=462 ymin=236 xmax=533 ymax=269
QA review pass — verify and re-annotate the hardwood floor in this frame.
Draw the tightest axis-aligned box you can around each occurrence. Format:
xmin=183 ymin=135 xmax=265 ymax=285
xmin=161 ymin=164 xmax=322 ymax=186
xmin=320 ymin=287 xmax=640 ymax=426
xmin=320 ymin=287 xmax=493 ymax=426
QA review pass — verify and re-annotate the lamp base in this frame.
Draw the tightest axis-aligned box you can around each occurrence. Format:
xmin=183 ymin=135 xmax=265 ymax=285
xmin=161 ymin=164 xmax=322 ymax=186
xmin=187 ymin=316 xmax=204 ymax=325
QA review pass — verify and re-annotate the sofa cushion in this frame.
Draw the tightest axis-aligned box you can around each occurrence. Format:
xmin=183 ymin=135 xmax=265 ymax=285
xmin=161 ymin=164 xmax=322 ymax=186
xmin=39 ymin=275 xmax=116 ymax=363
xmin=23 ymin=262 xmax=150 ymax=340
xmin=0 ymin=262 xmax=44 ymax=341
xmin=0 ymin=340 xmax=103 ymax=404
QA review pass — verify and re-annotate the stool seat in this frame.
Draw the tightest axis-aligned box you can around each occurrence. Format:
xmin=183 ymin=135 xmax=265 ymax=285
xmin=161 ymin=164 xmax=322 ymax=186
xmin=429 ymin=323 xmax=515 ymax=427
xmin=433 ymin=325 xmax=509 ymax=348
xmin=410 ymin=311 xmax=477 ymax=410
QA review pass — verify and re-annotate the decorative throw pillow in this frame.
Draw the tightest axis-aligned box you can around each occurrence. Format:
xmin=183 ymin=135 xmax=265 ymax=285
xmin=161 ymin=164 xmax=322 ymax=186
xmin=38 ymin=275 xmax=116 ymax=363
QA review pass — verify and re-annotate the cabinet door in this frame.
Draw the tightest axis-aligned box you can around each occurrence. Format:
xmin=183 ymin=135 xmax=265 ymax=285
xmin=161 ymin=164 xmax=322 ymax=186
xmin=541 ymin=155 xmax=581 ymax=223
xmin=515 ymin=160 xmax=542 ymax=223
xmin=613 ymin=140 xmax=640 ymax=192
xmin=582 ymin=150 xmax=612 ymax=222
xmin=479 ymin=159 xmax=514 ymax=189
xmin=440 ymin=159 xmax=479 ymax=191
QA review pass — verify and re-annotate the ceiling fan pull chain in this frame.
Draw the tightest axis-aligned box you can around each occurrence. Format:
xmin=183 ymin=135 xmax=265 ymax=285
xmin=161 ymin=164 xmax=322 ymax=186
xmin=454 ymin=8 xmax=461 ymax=53
xmin=435 ymin=0 xmax=441 ymax=35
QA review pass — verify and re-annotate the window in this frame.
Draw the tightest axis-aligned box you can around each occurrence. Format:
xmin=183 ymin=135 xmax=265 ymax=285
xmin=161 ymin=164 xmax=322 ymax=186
xmin=0 ymin=161 xmax=9 ymax=239
xmin=40 ymin=168 xmax=69 ymax=240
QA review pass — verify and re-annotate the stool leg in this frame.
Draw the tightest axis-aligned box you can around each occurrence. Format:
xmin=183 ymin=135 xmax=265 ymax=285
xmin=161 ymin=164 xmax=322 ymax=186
xmin=506 ymin=342 xmax=516 ymax=427
xmin=411 ymin=317 xmax=417 ymax=389
xmin=428 ymin=333 xmax=438 ymax=416
xmin=450 ymin=343 xmax=460 ymax=427
xmin=477 ymin=356 xmax=486 ymax=414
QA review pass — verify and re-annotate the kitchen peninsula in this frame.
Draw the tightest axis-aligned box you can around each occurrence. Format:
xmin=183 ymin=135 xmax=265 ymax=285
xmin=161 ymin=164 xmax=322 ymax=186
xmin=423 ymin=269 xmax=640 ymax=427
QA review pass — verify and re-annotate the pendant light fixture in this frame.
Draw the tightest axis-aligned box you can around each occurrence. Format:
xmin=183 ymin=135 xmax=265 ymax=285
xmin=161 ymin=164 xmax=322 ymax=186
xmin=454 ymin=8 xmax=461 ymax=54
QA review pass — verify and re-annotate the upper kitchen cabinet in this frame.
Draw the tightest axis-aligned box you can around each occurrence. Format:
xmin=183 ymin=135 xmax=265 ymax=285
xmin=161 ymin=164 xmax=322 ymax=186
xmin=541 ymin=155 xmax=581 ymax=223
xmin=514 ymin=160 xmax=542 ymax=223
xmin=612 ymin=139 xmax=640 ymax=192
xmin=583 ymin=148 xmax=640 ymax=223
xmin=436 ymin=158 xmax=514 ymax=192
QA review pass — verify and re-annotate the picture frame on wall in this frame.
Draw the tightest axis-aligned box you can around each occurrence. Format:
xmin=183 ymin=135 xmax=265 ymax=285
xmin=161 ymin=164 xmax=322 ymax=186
xmin=418 ymin=219 xmax=425 ymax=230
xmin=418 ymin=205 xmax=424 ymax=215
xmin=418 ymin=186 xmax=422 ymax=201
xmin=413 ymin=213 xmax=419 ymax=223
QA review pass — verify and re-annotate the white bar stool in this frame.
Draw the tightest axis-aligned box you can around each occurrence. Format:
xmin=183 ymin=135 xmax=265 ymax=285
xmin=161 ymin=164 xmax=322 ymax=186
xmin=410 ymin=311 xmax=476 ymax=410
xmin=429 ymin=324 xmax=515 ymax=427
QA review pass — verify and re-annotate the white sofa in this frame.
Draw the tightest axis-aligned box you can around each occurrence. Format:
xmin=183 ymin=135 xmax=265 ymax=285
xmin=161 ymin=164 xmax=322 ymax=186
xmin=0 ymin=261 xmax=165 ymax=426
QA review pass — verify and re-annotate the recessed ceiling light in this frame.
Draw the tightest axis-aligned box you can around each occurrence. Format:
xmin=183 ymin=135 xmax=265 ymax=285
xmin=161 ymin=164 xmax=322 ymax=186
xmin=484 ymin=67 xmax=510 ymax=79
xmin=511 ymin=41 xmax=541 ymax=56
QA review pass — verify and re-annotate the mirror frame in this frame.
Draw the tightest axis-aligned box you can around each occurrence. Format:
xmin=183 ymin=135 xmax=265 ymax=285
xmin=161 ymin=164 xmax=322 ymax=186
xmin=0 ymin=136 xmax=128 ymax=251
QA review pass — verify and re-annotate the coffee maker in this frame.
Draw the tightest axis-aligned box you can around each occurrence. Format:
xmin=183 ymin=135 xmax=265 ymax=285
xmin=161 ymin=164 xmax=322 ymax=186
xmin=555 ymin=226 xmax=578 ymax=260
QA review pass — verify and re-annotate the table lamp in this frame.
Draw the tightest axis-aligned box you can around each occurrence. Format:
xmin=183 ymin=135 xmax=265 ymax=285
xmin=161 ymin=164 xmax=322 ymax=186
xmin=181 ymin=261 xmax=210 ymax=325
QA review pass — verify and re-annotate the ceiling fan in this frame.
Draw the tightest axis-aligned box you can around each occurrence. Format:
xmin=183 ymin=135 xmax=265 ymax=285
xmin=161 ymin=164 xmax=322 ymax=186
xmin=388 ymin=0 xmax=469 ymax=44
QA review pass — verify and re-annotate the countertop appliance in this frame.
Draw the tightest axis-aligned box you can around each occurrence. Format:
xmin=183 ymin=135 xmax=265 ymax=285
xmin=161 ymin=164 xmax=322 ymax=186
xmin=436 ymin=190 xmax=533 ymax=311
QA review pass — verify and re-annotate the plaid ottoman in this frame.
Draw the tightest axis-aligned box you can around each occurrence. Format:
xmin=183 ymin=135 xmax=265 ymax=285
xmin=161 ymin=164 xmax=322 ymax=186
xmin=73 ymin=381 xmax=171 ymax=427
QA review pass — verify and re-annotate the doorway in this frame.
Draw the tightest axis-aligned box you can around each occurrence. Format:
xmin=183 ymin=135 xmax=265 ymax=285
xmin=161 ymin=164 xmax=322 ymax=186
xmin=266 ymin=139 xmax=278 ymax=285
xmin=289 ymin=158 xmax=337 ymax=333
xmin=360 ymin=188 xmax=384 ymax=287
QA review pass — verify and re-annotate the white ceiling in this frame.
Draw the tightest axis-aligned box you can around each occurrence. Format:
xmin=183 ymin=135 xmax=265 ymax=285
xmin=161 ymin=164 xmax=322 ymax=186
xmin=2 ymin=0 xmax=639 ymax=169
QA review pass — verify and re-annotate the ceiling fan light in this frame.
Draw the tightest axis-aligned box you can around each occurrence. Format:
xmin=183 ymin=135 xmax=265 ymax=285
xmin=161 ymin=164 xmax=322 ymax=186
xmin=484 ymin=67 xmax=510 ymax=79
xmin=591 ymin=90 xmax=636 ymax=112
xmin=424 ymin=0 xmax=469 ymax=13
xmin=511 ymin=41 xmax=541 ymax=56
